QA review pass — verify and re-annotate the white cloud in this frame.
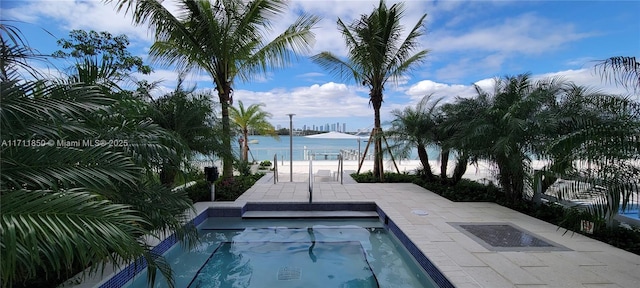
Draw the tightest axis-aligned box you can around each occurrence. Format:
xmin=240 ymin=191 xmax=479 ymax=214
xmin=401 ymin=68 xmax=633 ymax=113
xmin=406 ymin=80 xmax=476 ymax=103
xmin=535 ymin=68 xmax=632 ymax=96
xmin=428 ymin=13 xmax=592 ymax=55
xmin=3 ymin=0 xmax=152 ymax=42
xmin=5 ymin=0 xmax=634 ymax=130
xmin=233 ymin=81 xmax=371 ymax=124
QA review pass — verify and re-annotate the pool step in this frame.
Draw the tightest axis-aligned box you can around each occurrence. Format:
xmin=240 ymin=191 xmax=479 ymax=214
xmin=242 ymin=210 xmax=379 ymax=219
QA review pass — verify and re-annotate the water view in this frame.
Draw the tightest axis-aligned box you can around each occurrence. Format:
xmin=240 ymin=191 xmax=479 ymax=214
xmin=232 ymin=135 xmax=436 ymax=162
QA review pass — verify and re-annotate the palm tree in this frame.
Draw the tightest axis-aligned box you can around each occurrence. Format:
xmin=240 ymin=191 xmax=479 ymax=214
xmin=0 ymin=68 xmax=171 ymax=288
xmin=148 ymin=76 xmax=221 ymax=187
xmin=1 ymin=24 xmax=194 ymax=288
xmin=543 ymin=89 xmax=640 ymax=228
xmin=107 ymin=0 xmax=319 ymax=179
xmin=446 ymin=74 xmax=561 ymax=203
xmin=433 ymin=104 xmax=469 ymax=183
xmin=387 ymin=95 xmax=442 ymax=180
xmin=0 ymin=21 xmax=48 ymax=81
xmin=311 ymin=0 xmax=428 ymax=181
xmin=438 ymin=102 xmax=476 ymax=184
xmin=229 ymin=100 xmax=278 ymax=162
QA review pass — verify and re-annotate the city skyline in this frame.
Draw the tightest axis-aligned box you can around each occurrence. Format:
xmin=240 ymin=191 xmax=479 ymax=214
xmin=277 ymin=122 xmax=351 ymax=133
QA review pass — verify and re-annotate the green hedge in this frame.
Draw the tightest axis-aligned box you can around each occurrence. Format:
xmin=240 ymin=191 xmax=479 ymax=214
xmin=183 ymin=173 xmax=266 ymax=202
xmin=183 ymin=180 xmax=212 ymax=202
xmin=350 ymin=171 xmax=418 ymax=183
xmin=215 ymin=173 xmax=265 ymax=201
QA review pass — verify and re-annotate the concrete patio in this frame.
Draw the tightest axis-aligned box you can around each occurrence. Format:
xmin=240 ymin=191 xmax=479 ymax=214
xmin=203 ymin=172 xmax=640 ymax=288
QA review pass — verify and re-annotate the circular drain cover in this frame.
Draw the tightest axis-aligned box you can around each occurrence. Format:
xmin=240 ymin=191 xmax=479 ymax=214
xmin=411 ymin=209 xmax=429 ymax=216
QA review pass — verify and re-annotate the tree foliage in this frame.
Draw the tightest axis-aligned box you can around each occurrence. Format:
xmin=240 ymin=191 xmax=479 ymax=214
xmin=544 ymin=92 xmax=640 ymax=227
xmin=53 ymin=30 xmax=152 ymax=77
xmin=229 ymin=100 xmax=278 ymax=162
xmin=387 ymin=95 xmax=442 ymax=180
xmin=595 ymin=56 xmax=640 ymax=93
xmin=1 ymin=23 xmax=195 ymax=288
xmin=148 ymin=76 xmax=221 ymax=186
xmin=106 ymin=0 xmax=319 ymax=179
xmin=441 ymin=74 xmax=563 ymax=203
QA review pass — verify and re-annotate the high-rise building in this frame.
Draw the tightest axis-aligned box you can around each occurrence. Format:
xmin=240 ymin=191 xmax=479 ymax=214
xmin=343 ymin=123 xmax=346 ymax=132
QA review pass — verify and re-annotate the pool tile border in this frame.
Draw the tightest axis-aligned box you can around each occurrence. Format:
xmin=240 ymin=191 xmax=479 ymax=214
xmin=97 ymin=212 xmax=209 ymax=288
xmin=377 ymin=207 xmax=455 ymax=288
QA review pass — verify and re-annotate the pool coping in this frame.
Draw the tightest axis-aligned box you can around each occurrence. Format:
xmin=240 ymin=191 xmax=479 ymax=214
xmin=94 ymin=201 xmax=455 ymax=288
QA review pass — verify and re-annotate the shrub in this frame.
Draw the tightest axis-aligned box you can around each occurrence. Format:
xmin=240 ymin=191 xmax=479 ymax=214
xmin=183 ymin=180 xmax=211 ymax=203
xmin=215 ymin=173 xmax=265 ymax=201
xmin=350 ymin=171 xmax=416 ymax=183
xmin=234 ymin=160 xmax=252 ymax=176
xmin=259 ymin=160 xmax=272 ymax=168
xmin=593 ymin=226 xmax=640 ymax=255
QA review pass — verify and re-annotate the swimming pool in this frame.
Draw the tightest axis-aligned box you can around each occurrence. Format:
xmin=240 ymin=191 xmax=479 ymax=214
xmin=124 ymin=218 xmax=436 ymax=287
xmin=98 ymin=203 xmax=454 ymax=288
xmin=618 ymin=203 xmax=640 ymax=226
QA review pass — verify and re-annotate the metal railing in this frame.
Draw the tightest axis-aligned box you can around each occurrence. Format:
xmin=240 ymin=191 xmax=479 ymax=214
xmin=308 ymin=158 xmax=313 ymax=203
xmin=273 ymin=154 xmax=278 ymax=184
xmin=337 ymin=154 xmax=344 ymax=184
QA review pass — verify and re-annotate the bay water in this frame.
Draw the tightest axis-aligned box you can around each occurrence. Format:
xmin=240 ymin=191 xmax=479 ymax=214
xmin=241 ymin=135 xmax=438 ymax=162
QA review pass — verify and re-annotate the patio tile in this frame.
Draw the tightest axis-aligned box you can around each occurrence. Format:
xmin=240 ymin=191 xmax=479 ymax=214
xmin=432 ymin=242 xmax=487 ymax=267
xmin=475 ymin=253 xmax=544 ymax=285
xmin=463 ymin=266 xmax=514 ymax=287
xmin=226 ymin=175 xmax=640 ymax=288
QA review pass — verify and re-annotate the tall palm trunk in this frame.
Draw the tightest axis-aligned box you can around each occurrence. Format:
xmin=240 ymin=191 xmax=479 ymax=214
xmin=496 ymin=156 xmax=525 ymax=204
xmin=372 ymin=89 xmax=384 ymax=181
xmin=417 ymin=143 xmax=434 ymax=180
xmin=242 ymin=128 xmax=249 ymax=162
xmin=451 ymin=153 xmax=468 ymax=184
xmin=218 ymin=82 xmax=233 ymax=179
xmin=440 ymin=148 xmax=450 ymax=181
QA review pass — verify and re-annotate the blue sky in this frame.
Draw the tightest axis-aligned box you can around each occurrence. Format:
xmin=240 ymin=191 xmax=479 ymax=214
xmin=2 ymin=0 xmax=639 ymax=131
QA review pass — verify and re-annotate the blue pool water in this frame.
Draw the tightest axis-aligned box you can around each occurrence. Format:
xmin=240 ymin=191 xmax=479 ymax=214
xmin=620 ymin=208 xmax=640 ymax=219
xmin=124 ymin=218 xmax=437 ymax=288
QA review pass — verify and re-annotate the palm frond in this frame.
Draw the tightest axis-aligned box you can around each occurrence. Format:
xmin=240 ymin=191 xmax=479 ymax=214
xmin=595 ymin=56 xmax=640 ymax=93
xmin=1 ymin=190 xmax=149 ymax=285
xmin=246 ymin=12 xmax=320 ymax=80
xmin=1 ymin=145 xmax=140 ymax=191
xmin=104 ymin=181 xmax=198 ymax=245
xmin=310 ymin=51 xmax=360 ymax=83
xmin=0 ymin=21 xmax=51 ymax=81
xmin=1 ymin=80 xmax=113 ymax=137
